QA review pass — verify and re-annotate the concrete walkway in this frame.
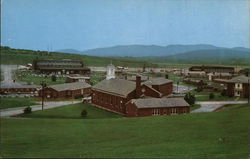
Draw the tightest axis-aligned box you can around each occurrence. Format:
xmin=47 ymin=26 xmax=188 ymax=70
xmin=0 ymin=101 xmax=81 ymax=118
xmin=192 ymin=101 xmax=248 ymax=113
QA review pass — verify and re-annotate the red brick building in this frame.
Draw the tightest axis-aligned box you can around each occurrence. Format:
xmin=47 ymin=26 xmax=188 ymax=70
xmin=91 ymin=75 xmax=185 ymax=117
xmin=33 ymin=59 xmax=90 ymax=75
xmin=0 ymin=82 xmax=39 ymax=95
xmin=225 ymin=75 xmax=250 ymax=97
xmin=39 ymin=82 xmax=91 ymax=99
xmin=66 ymin=74 xmax=90 ymax=83
xmin=126 ymin=98 xmax=190 ymax=117
xmin=189 ymin=65 xmax=235 ymax=74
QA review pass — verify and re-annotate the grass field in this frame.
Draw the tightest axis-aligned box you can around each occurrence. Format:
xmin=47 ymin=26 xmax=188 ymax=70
xmin=19 ymin=103 xmax=121 ymax=119
xmin=216 ymin=103 xmax=250 ymax=112
xmin=195 ymin=93 xmax=246 ymax=101
xmin=190 ymin=104 xmax=201 ymax=111
xmin=16 ymin=74 xmax=66 ymax=86
xmin=0 ymin=97 xmax=38 ymax=110
xmin=1 ymin=104 xmax=249 ymax=158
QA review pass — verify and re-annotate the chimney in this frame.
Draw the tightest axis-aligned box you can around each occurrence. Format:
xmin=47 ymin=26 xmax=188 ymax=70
xmin=136 ymin=75 xmax=142 ymax=98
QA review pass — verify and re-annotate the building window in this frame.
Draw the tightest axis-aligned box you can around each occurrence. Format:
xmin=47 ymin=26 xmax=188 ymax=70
xmin=170 ymin=108 xmax=177 ymax=115
xmin=152 ymin=109 xmax=160 ymax=115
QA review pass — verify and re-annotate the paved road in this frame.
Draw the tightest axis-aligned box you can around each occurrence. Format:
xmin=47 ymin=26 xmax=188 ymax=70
xmin=89 ymin=67 xmax=169 ymax=72
xmin=0 ymin=101 xmax=81 ymax=118
xmin=173 ymin=84 xmax=195 ymax=94
xmin=192 ymin=101 xmax=248 ymax=113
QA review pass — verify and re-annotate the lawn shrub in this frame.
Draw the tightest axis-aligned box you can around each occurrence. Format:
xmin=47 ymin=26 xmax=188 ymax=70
xmin=51 ymin=75 xmax=57 ymax=82
xmin=209 ymin=93 xmax=215 ymax=99
xmin=23 ymin=106 xmax=32 ymax=114
xmin=221 ymin=89 xmax=227 ymax=96
xmin=81 ymin=109 xmax=88 ymax=117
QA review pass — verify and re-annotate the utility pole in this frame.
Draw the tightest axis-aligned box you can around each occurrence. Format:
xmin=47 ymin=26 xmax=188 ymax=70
xmin=248 ymin=79 xmax=249 ymax=104
xmin=40 ymin=81 xmax=47 ymax=110
xmin=177 ymin=81 xmax=179 ymax=93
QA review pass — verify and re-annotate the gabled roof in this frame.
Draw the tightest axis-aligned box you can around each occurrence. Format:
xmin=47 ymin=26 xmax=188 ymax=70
xmin=92 ymin=79 xmax=136 ymax=97
xmin=131 ymin=98 xmax=189 ymax=108
xmin=143 ymin=77 xmax=172 ymax=86
xmin=227 ymin=75 xmax=250 ymax=84
xmin=49 ymin=82 xmax=91 ymax=92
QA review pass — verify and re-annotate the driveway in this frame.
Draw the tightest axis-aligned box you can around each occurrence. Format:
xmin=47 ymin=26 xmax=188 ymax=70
xmin=173 ymin=84 xmax=195 ymax=94
xmin=0 ymin=101 xmax=81 ymax=118
xmin=192 ymin=101 xmax=248 ymax=113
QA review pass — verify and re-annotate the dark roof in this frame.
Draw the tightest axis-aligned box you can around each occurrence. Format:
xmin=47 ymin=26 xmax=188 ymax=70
xmin=143 ymin=78 xmax=172 ymax=86
xmin=190 ymin=65 xmax=234 ymax=69
xmin=49 ymin=82 xmax=91 ymax=91
xmin=37 ymin=67 xmax=90 ymax=70
xmin=227 ymin=75 xmax=250 ymax=83
xmin=131 ymin=98 xmax=190 ymax=108
xmin=92 ymin=79 xmax=136 ymax=97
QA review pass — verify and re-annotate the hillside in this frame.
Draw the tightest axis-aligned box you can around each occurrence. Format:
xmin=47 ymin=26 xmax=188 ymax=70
xmin=1 ymin=104 xmax=250 ymax=158
xmin=136 ymin=49 xmax=250 ymax=66
xmin=0 ymin=46 xmax=157 ymax=67
xmin=57 ymin=44 xmax=250 ymax=57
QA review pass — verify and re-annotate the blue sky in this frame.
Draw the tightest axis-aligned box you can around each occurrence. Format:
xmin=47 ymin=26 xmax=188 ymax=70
xmin=1 ymin=0 xmax=250 ymax=51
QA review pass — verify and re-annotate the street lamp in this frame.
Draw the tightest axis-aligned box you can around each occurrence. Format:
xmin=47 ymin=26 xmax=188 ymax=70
xmin=248 ymin=79 xmax=249 ymax=104
xmin=40 ymin=81 xmax=47 ymax=110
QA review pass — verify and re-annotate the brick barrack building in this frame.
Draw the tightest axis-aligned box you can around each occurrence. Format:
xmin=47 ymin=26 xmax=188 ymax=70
xmin=92 ymin=67 xmax=189 ymax=117
xmin=33 ymin=59 xmax=90 ymax=75
xmin=126 ymin=98 xmax=190 ymax=117
xmin=225 ymin=75 xmax=250 ymax=97
xmin=39 ymin=82 xmax=91 ymax=99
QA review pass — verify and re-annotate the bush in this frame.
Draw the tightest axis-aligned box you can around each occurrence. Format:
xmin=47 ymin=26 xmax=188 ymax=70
xmin=81 ymin=109 xmax=88 ymax=117
xmin=165 ymin=74 xmax=169 ymax=79
xmin=196 ymin=86 xmax=203 ymax=92
xmin=209 ymin=93 xmax=215 ymax=99
xmin=221 ymin=89 xmax=227 ymax=96
xmin=74 ymin=95 xmax=83 ymax=99
xmin=51 ymin=75 xmax=57 ymax=82
xmin=23 ymin=106 xmax=32 ymax=114
xmin=184 ymin=92 xmax=196 ymax=105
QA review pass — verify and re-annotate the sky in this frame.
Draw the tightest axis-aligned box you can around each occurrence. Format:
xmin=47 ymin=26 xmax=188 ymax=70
xmin=1 ymin=0 xmax=250 ymax=51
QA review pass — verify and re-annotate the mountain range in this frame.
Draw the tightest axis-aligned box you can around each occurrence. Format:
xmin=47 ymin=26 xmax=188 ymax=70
xmin=56 ymin=44 xmax=250 ymax=59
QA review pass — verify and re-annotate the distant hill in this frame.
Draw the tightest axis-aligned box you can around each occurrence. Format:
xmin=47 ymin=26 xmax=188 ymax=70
xmin=136 ymin=49 xmax=250 ymax=66
xmin=57 ymin=44 xmax=250 ymax=57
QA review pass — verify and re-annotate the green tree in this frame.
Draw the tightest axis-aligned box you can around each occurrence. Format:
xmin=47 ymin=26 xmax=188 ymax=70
xmin=165 ymin=74 xmax=169 ymax=79
xmin=209 ymin=93 xmax=215 ymax=99
xmin=51 ymin=75 xmax=57 ymax=82
xmin=184 ymin=92 xmax=195 ymax=105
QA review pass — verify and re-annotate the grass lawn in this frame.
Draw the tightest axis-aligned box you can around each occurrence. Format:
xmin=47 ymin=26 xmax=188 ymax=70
xmin=90 ymin=71 xmax=106 ymax=85
xmin=190 ymin=104 xmax=201 ymax=111
xmin=0 ymin=97 xmax=38 ymax=110
xmin=195 ymin=93 xmax=246 ymax=101
xmin=1 ymin=104 xmax=250 ymax=158
xmin=19 ymin=103 xmax=122 ymax=119
xmin=216 ymin=103 xmax=250 ymax=112
xmin=15 ymin=73 xmax=66 ymax=86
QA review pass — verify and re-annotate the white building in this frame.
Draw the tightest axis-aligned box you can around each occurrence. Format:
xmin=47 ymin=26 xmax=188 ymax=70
xmin=106 ymin=63 xmax=116 ymax=80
